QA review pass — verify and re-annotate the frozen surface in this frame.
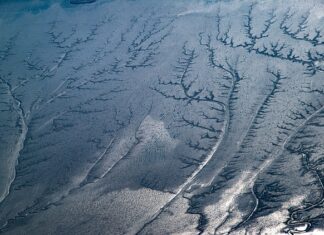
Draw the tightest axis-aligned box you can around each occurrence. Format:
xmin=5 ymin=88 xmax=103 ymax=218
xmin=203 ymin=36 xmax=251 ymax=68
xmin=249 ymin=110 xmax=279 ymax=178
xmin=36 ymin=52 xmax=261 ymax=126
xmin=0 ymin=0 xmax=323 ymax=234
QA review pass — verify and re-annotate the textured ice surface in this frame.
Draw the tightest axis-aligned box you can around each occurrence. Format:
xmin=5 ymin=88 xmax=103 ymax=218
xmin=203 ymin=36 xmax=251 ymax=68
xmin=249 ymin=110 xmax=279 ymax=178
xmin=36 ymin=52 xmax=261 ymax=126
xmin=0 ymin=0 xmax=323 ymax=234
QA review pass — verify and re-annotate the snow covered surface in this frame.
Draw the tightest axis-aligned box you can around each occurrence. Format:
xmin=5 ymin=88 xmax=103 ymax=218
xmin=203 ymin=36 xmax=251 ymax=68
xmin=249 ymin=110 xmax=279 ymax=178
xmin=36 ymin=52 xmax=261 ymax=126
xmin=0 ymin=0 xmax=323 ymax=234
